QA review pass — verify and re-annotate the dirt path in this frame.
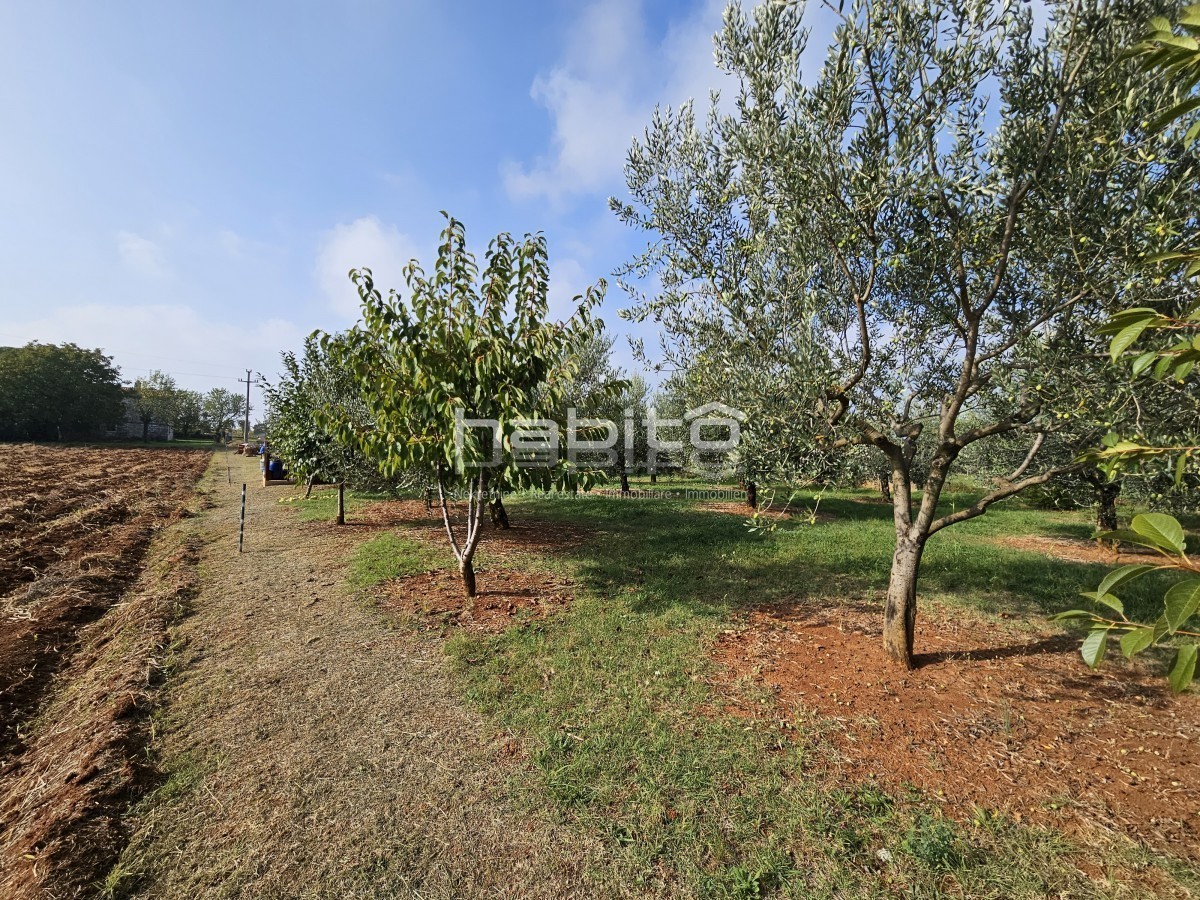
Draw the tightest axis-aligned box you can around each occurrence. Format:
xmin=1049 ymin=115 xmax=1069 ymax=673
xmin=112 ymin=453 xmax=620 ymax=899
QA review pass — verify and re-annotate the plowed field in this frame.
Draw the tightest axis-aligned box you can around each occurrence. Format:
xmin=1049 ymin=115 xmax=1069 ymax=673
xmin=0 ymin=444 xmax=211 ymax=753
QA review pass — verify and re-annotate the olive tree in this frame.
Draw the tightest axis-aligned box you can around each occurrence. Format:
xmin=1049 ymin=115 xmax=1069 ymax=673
xmin=615 ymin=0 xmax=1187 ymax=667
xmin=323 ymin=216 xmax=604 ymax=601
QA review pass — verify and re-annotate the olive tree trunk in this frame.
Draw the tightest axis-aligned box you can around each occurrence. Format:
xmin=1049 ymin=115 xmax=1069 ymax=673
xmin=1088 ymin=472 xmax=1121 ymax=533
xmin=883 ymin=529 xmax=927 ymax=666
xmin=882 ymin=457 xmax=923 ymax=668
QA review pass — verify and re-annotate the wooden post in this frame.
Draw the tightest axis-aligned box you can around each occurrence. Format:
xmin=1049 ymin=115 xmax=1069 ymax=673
xmin=262 ymin=451 xmax=271 ymax=487
xmin=336 ymin=481 xmax=345 ymax=526
xmin=239 ymin=483 xmax=247 ymax=553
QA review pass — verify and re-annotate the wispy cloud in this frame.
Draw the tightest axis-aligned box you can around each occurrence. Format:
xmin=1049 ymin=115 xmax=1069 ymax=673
xmin=116 ymin=230 xmax=170 ymax=278
xmin=504 ymin=0 xmax=732 ymax=205
xmin=314 ymin=216 xmax=423 ymax=319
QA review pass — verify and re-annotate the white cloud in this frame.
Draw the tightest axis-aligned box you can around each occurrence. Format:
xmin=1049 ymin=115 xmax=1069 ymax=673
xmin=116 ymin=230 xmax=169 ymax=278
xmin=314 ymin=216 xmax=422 ymax=319
xmin=504 ymin=0 xmax=733 ymax=204
xmin=547 ymin=256 xmax=590 ymax=322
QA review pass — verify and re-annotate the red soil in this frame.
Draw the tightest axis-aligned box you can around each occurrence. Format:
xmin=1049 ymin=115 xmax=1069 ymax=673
xmin=713 ymin=603 xmax=1200 ymax=859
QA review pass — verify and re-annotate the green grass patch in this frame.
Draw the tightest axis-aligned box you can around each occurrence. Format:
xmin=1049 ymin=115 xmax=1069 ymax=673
xmin=285 ymin=487 xmax=393 ymax=522
xmin=441 ymin=488 xmax=1197 ymax=897
xmin=346 ymin=531 xmax=445 ymax=589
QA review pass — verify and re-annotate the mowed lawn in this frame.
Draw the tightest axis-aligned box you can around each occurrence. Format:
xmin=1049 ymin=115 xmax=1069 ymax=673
xmin=341 ymin=483 xmax=1199 ymax=899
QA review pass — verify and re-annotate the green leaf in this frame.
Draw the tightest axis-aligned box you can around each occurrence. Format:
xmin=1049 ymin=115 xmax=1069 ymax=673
xmin=1081 ymin=628 xmax=1109 ymax=669
xmin=1130 ymin=513 xmax=1186 ymax=554
xmin=1130 ymin=351 xmax=1157 ymax=376
xmin=1164 ymin=577 xmax=1200 ymax=633
xmin=1099 ymin=529 xmax=1168 ymax=552
xmin=1120 ymin=626 xmax=1156 ymax=658
xmin=1167 ymin=644 xmax=1197 ymax=694
xmin=1146 ymin=95 xmax=1200 ymax=134
xmin=1052 ymin=609 xmax=1100 ymax=621
xmin=1095 ymin=564 xmax=1156 ymax=601
xmin=1095 ymin=593 xmax=1125 ymax=616
xmin=1109 ymin=319 xmax=1154 ymax=360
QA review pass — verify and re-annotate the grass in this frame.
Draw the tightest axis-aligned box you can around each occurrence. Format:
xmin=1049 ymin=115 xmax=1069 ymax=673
xmin=439 ymin=487 xmax=1198 ymax=897
xmin=346 ymin=531 xmax=446 ymax=588
xmin=283 ymin=486 xmax=396 ymax=522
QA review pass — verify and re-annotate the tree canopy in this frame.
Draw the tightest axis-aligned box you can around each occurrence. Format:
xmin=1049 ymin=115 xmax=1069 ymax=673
xmin=614 ymin=0 xmax=1195 ymax=666
xmin=0 ymin=342 xmax=124 ymax=441
xmin=321 ymin=215 xmax=605 ymax=600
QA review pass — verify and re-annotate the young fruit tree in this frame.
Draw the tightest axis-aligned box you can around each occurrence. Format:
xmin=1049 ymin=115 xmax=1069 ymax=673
xmin=614 ymin=0 xmax=1192 ymax=667
xmin=321 ymin=215 xmax=604 ymax=601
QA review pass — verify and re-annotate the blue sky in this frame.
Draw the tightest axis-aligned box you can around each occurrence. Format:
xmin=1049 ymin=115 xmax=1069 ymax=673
xmin=0 ymin=0 xmax=747 ymax=413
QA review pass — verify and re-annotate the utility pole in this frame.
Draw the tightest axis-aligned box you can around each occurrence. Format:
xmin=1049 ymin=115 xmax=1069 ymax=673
xmin=241 ymin=369 xmax=254 ymax=443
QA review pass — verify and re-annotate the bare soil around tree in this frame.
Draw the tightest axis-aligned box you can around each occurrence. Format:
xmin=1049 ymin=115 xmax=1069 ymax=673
xmin=713 ymin=601 xmax=1200 ymax=860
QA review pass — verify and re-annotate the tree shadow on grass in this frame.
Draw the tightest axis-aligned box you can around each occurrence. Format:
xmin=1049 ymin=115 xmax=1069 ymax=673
xmin=513 ymin=494 xmax=1176 ymax=629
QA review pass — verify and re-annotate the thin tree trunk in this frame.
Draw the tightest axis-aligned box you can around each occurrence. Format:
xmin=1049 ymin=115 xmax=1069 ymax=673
xmin=620 ymin=470 xmax=630 ymax=494
xmin=650 ymin=471 xmax=657 ymax=485
xmin=304 ymin=473 xmax=315 ymax=499
xmin=879 ymin=470 xmax=892 ymax=503
xmin=746 ymin=480 xmax=757 ymax=510
xmin=460 ymin=557 xmax=477 ymax=596
xmin=336 ymin=481 xmax=345 ymax=525
xmin=463 ymin=474 xmax=486 ymax=600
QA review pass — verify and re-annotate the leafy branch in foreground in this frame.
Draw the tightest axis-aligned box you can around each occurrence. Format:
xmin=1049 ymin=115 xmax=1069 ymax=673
xmin=1070 ymin=5 xmax=1200 ymax=693
xmin=1056 ymin=513 xmax=1199 ymax=692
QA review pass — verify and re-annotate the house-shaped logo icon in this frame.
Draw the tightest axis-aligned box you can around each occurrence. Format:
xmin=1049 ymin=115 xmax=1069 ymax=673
xmin=683 ymin=402 xmax=747 ymax=422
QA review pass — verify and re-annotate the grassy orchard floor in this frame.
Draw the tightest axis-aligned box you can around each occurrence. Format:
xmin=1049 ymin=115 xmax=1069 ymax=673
xmin=335 ymin=480 xmax=1200 ymax=898
xmin=113 ymin=467 xmax=1199 ymax=898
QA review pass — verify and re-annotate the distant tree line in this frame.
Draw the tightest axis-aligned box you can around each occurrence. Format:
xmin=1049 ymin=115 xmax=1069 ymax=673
xmin=0 ymin=343 xmax=124 ymax=441
xmin=0 ymin=342 xmax=247 ymax=443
